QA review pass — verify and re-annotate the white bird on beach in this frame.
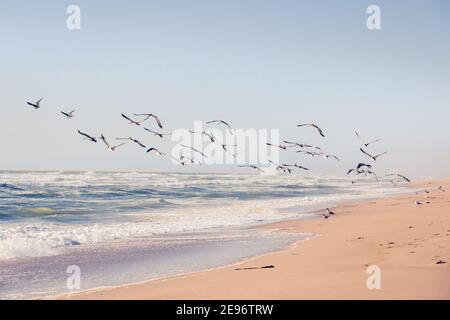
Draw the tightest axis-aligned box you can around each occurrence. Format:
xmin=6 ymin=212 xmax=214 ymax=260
xmin=27 ymin=98 xmax=43 ymax=109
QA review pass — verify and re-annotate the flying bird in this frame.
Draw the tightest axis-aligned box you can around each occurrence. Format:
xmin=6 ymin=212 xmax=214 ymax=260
xmin=146 ymin=147 xmax=165 ymax=156
xmin=179 ymin=155 xmax=202 ymax=165
xmin=386 ymin=173 xmax=411 ymax=183
xmin=181 ymin=144 xmax=208 ymax=158
xmin=356 ymin=163 xmax=372 ymax=170
xmin=100 ymin=134 xmax=126 ymax=151
xmin=220 ymin=144 xmax=238 ymax=157
xmin=297 ymin=150 xmax=321 ymax=157
xmin=134 ymin=113 xmax=163 ymax=129
xmin=61 ymin=109 xmax=75 ymax=119
xmin=282 ymin=163 xmax=309 ymax=171
xmin=121 ymin=113 xmax=146 ymax=126
xmin=206 ymin=120 xmax=232 ymax=130
xmin=364 ymin=139 xmax=381 ymax=148
xmin=297 ymin=123 xmax=325 ymax=137
xmin=268 ymin=160 xmax=292 ymax=173
xmin=438 ymin=186 xmax=445 ymax=192
xmin=326 ymin=208 xmax=335 ymax=215
xmin=189 ymin=130 xmax=216 ymax=142
xmin=144 ymin=127 xmax=171 ymax=138
xmin=283 ymin=140 xmax=314 ymax=149
xmin=360 ymin=148 xmax=387 ymax=161
xmin=266 ymin=143 xmax=287 ymax=150
xmin=116 ymin=137 xmax=146 ymax=148
xmin=77 ymin=130 xmax=97 ymax=143
xmin=238 ymin=165 xmax=264 ymax=173
xmin=323 ymin=154 xmax=340 ymax=161
xmin=347 ymin=168 xmax=378 ymax=181
xmin=27 ymin=98 xmax=43 ymax=109
xmin=347 ymin=168 xmax=364 ymax=175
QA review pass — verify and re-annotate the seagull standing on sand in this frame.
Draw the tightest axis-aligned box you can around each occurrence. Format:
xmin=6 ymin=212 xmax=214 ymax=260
xmin=77 ymin=130 xmax=97 ymax=143
xmin=61 ymin=110 xmax=75 ymax=119
xmin=27 ymin=98 xmax=43 ymax=109
xmin=134 ymin=113 xmax=163 ymax=129
xmin=297 ymin=123 xmax=325 ymax=137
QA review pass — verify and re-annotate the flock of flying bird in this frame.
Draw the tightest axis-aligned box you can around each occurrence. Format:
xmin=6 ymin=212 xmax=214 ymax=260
xmin=26 ymin=97 xmax=446 ymax=220
xmin=26 ymin=98 xmax=411 ymax=185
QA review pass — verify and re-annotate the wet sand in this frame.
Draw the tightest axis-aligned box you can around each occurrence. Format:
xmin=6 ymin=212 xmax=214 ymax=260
xmin=62 ymin=179 xmax=450 ymax=300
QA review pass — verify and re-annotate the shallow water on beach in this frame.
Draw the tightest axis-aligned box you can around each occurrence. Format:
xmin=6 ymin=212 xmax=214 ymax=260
xmin=0 ymin=171 xmax=407 ymax=299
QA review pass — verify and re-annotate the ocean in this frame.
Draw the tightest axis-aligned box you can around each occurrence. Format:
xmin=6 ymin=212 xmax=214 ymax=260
xmin=0 ymin=171 xmax=405 ymax=299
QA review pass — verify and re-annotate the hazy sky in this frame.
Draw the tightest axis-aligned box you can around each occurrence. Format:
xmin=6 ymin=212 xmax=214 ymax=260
xmin=1 ymin=0 xmax=449 ymax=177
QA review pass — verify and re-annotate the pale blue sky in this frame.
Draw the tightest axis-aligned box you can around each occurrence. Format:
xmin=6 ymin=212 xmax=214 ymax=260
xmin=1 ymin=0 xmax=449 ymax=177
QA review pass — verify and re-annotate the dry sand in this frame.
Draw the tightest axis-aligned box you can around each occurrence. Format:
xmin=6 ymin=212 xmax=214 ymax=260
xmin=63 ymin=179 xmax=450 ymax=300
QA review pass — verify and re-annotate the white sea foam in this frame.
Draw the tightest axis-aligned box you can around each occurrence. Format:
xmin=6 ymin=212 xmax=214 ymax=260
xmin=0 ymin=171 xmax=408 ymax=260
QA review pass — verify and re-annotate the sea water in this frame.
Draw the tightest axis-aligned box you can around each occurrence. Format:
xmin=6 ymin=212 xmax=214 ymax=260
xmin=0 ymin=171 xmax=406 ymax=299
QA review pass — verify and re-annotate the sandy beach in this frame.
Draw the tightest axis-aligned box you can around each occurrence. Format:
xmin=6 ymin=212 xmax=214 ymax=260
xmin=62 ymin=179 xmax=450 ymax=300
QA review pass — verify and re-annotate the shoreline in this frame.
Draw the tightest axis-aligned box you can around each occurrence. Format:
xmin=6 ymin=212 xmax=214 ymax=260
xmin=57 ymin=178 xmax=450 ymax=300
